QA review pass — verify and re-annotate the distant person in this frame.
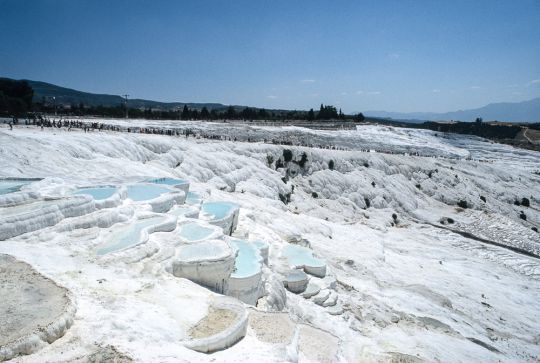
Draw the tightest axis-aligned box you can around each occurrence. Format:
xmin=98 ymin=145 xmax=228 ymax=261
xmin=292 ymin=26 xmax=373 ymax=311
xmin=8 ymin=121 xmax=13 ymax=130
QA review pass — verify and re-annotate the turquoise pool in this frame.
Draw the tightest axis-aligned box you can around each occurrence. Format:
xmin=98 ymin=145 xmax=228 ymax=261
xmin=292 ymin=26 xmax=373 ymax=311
xmin=127 ymin=184 xmax=172 ymax=201
xmin=97 ymin=216 xmax=166 ymax=255
xmin=75 ymin=187 xmax=117 ymax=200
xmin=282 ymin=244 xmax=325 ymax=268
xmin=178 ymin=222 xmax=216 ymax=242
xmin=0 ymin=179 xmax=36 ymax=195
xmin=201 ymin=202 xmax=238 ymax=220
xmin=230 ymin=239 xmax=262 ymax=278
xmin=147 ymin=177 xmax=188 ymax=186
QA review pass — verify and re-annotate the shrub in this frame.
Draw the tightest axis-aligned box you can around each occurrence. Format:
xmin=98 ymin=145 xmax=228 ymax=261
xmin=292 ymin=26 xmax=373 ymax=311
xmin=519 ymin=212 xmax=527 ymax=221
xmin=514 ymin=200 xmax=521 ymax=206
xmin=392 ymin=213 xmax=397 ymax=221
xmin=447 ymin=217 xmax=455 ymax=224
xmin=311 ymin=192 xmax=318 ymax=198
xmin=371 ymin=181 xmax=376 ymax=187
xmin=298 ymin=152 xmax=308 ymax=168
xmin=279 ymin=192 xmax=291 ymax=205
xmin=480 ymin=196 xmax=486 ymax=203
xmin=266 ymin=154 xmax=274 ymax=167
xmin=521 ymin=198 xmax=530 ymax=207
xmin=532 ymin=227 xmax=538 ymax=233
xmin=328 ymin=160 xmax=335 ymax=170
xmin=283 ymin=149 xmax=293 ymax=162
xmin=275 ymin=159 xmax=284 ymax=169
xmin=363 ymin=162 xmax=369 ymax=168
xmin=457 ymin=200 xmax=468 ymax=209
xmin=415 ymin=184 xmax=421 ymax=190
xmin=364 ymin=197 xmax=371 ymax=209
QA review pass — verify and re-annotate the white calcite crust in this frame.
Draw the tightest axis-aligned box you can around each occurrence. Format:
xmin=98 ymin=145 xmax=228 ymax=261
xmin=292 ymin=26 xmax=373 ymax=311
xmin=283 ymin=269 xmax=309 ymax=293
xmin=146 ymin=190 xmax=186 ymax=213
xmin=184 ymin=297 xmax=248 ymax=353
xmin=0 ymin=191 xmax=40 ymax=208
xmin=0 ymin=195 xmax=95 ymax=240
xmin=0 ymin=254 xmax=76 ymax=361
xmin=200 ymin=202 xmax=240 ymax=235
xmin=93 ymin=185 xmax=127 ymax=209
xmin=171 ymin=239 xmax=236 ymax=294
xmin=0 ymin=123 xmax=539 ymax=362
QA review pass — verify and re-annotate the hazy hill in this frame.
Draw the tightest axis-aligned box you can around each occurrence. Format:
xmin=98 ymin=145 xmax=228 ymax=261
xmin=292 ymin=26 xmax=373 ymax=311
xmin=365 ymin=97 xmax=540 ymax=123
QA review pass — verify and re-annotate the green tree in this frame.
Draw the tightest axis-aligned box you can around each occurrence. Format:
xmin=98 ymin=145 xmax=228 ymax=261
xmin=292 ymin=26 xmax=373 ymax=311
xmin=0 ymin=79 xmax=33 ymax=115
xmin=258 ymin=108 xmax=268 ymax=119
xmin=200 ymin=107 xmax=210 ymax=120
xmin=181 ymin=105 xmax=190 ymax=120
xmin=307 ymin=108 xmax=315 ymax=121
xmin=225 ymin=105 xmax=237 ymax=119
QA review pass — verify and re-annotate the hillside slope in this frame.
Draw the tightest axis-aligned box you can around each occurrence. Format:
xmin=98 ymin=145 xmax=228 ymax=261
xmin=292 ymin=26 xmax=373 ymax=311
xmin=366 ymin=97 xmax=540 ymax=123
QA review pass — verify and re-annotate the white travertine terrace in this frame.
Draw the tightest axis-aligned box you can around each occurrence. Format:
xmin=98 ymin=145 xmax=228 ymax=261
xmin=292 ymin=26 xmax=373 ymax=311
xmin=1 ymin=123 xmax=539 ymax=362
xmin=0 ymin=195 xmax=95 ymax=240
xmin=184 ymin=297 xmax=248 ymax=353
xmin=200 ymin=202 xmax=240 ymax=235
xmin=171 ymin=239 xmax=236 ymax=294
xmin=283 ymin=269 xmax=309 ymax=293
xmin=226 ymin=239 xmax=265 ymax=305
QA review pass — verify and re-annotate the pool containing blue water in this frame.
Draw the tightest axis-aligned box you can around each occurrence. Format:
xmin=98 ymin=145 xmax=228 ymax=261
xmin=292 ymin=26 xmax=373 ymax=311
xmin=230 ymin=239 xmax=262 ymax=278
xmin=282 ymin=244 xmax=325 ymax=268
xmin=127 ymin=184 xmax=172 ymax=201
xmin=201 ymin=202 xmax=238 ymax=220
xmin=97 ymin=216 xmax=166 ymax=255
xmin=0 ymin=179 xmax=36 ymax=195
xmin=75 ymin=187 xmax=117 ymax=200
xmin=147 ymin=177 xmax=188 ymax=186
xmin=178 ymin=222 xmax=216 ymax=242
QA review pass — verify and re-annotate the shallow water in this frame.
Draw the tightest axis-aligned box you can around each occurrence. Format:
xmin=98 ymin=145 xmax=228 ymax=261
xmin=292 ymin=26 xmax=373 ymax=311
xmin=282 ymin=244 xmax=325 ymax=268
xmin=75 ymin=187 xmax=117 ymax=200
xmin=178 ymin=222 xmax=216 ymax=242
xmin=127 ymin=184 xmax=171 ymax=201
xmin=0 ymin=179 xmax=34 ymax=195
xmin=97 ymin=216 xmax=166 ymax=255
xmin=230 ymin=239 xmax=261 ymax=278
xmin=201 ymin=202 xmax=237 ymax=220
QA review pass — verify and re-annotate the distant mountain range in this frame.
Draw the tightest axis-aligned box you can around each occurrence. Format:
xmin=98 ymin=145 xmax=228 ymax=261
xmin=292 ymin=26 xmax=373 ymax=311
xmin=25 ymin=79 xmax=228 ymax=111
xmin=365 ymin=97 xmax=540 ymax=123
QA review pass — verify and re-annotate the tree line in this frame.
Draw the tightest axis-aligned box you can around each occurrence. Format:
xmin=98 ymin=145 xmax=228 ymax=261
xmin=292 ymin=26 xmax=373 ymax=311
xmin=1 ymin=79 xmax=366 ymax=121
xmin=32 ymin=101 xmax=365 ymax=122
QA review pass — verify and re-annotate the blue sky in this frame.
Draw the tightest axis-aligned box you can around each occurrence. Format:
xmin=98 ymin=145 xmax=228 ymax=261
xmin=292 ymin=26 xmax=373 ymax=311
xmin=1 ymin=0 xmax=539 ymax=113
